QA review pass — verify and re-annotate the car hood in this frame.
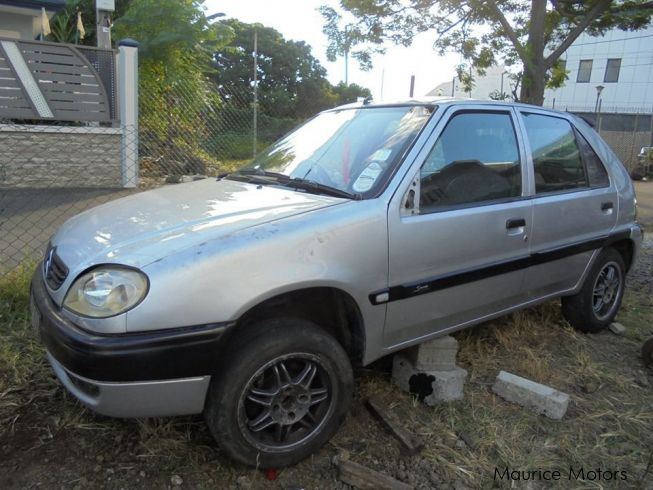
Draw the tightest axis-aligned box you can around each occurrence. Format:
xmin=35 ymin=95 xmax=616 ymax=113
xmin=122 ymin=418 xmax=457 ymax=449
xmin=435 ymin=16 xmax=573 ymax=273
xmin=51 ymin=178 xmax=344 ymax=271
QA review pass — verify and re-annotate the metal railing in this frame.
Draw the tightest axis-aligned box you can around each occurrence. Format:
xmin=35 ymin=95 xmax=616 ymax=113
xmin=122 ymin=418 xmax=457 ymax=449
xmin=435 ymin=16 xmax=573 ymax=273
xmin=0 ymin=37 xmax=117 ymax=124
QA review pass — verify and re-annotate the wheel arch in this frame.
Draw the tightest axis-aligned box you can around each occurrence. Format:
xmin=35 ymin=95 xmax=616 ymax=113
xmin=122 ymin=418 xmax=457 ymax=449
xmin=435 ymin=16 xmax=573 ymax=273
xmin=610 ymin=238 xmax=635 ymax=272
xmin=226 ymin=287 xmax=366 ymax=365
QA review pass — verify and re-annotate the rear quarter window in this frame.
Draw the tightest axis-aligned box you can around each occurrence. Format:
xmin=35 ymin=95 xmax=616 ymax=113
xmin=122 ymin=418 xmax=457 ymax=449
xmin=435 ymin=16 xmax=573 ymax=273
xmin=575 ymin=131 xmax=610 ymax=187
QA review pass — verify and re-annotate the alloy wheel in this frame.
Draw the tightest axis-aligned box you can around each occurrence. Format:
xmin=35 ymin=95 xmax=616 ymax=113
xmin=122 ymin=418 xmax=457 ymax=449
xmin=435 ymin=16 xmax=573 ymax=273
xmin=592 ymin=261 xmax=623 ymax=321
xmin=237 ymin=353 xmax=334 ymax=453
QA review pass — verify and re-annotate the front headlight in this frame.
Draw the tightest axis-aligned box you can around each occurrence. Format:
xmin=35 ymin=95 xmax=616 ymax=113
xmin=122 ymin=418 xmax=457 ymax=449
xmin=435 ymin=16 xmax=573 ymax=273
xmin=63 ymin=267 xmax=149 ymax=318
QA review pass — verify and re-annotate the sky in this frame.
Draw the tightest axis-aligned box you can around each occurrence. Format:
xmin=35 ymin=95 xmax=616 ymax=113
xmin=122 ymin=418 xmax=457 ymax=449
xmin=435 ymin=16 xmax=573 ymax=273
xmin=204 ymin=0 xmax=462 ymax=101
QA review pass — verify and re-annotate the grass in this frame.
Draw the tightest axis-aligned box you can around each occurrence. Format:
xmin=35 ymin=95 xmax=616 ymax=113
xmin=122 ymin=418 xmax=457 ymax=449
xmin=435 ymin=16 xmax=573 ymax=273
xmin=1 ymin=260 xmax=652 ymax=488
xmin=354 ymin=298 xmax=653 ymax=487
xmin=0 ymin=260 xmax=47 ymax=430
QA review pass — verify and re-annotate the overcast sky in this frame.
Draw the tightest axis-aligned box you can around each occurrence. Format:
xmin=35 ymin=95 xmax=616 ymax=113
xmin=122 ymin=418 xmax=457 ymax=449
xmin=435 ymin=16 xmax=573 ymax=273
xmin=204 ymin=0 xmax=462 ymax=101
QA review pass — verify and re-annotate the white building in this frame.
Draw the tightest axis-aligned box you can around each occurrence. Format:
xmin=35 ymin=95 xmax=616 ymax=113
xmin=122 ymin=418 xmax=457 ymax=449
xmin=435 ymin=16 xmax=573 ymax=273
xmin=427 ymin=65 xmax=512 ymax=100
xmin=544 ymin=25 xmax=653 ymax=112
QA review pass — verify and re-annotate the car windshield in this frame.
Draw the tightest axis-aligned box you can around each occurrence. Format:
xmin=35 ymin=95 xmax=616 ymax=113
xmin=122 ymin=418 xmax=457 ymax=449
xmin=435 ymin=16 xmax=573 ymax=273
xmin=231 ymin=105 xmax=434 ymax=198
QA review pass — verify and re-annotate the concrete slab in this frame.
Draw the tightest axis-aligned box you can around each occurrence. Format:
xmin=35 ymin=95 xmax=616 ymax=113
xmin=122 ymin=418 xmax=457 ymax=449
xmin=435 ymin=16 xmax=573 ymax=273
xmin=492 ymin=371 xmax=570 ymax=420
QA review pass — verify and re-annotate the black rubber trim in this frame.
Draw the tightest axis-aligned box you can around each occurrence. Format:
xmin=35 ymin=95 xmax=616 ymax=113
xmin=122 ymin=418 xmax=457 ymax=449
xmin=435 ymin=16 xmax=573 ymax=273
xmin=369 ymin=230 xmax=632 ymax=305
xmin=32 ymin=268 xmax=234 ymax=382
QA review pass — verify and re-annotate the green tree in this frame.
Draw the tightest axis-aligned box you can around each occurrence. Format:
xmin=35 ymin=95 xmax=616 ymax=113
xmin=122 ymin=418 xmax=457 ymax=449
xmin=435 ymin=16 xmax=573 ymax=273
xmin=112 ymin=0 xmax=233 ymax=168
xmin=331 ymin=81 xmax=372 ymax=105
xmin=320 ymin=1 xmax=653 ymax=105
xmin=212 ymin=20 xmax=338 ymax=119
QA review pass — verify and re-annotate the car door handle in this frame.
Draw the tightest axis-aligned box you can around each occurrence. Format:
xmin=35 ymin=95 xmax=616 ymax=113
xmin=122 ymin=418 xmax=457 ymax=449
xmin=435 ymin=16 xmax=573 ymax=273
xmin=601 ymin=202 xmax=614 ymax=211
xmin=506 ymin=218 xmax=526 ymax=229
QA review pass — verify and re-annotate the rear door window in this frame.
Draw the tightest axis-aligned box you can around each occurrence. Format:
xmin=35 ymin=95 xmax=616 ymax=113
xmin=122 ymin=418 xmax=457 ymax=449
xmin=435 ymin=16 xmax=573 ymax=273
xmin=522 ymin=113 xmax=587 ymax=194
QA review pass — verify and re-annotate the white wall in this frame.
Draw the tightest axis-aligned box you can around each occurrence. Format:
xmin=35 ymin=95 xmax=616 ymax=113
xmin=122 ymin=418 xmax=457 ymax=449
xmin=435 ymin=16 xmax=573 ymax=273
xmin=427 ymin=65 xmax=512 ymax=100
xmin=544 ymin=25 xmax=653 ymax=112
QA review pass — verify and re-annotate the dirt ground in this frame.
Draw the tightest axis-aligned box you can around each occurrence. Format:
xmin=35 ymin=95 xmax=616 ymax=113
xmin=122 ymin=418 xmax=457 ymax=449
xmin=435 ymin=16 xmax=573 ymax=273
xmin=0 ymin=184 xmax=652 ymax=489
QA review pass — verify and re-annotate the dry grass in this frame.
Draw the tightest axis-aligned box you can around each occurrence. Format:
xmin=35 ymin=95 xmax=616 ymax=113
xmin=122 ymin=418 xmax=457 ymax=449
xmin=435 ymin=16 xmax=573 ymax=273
xmin=1 ymin=261 xmax=652 ymax=488
xmin=354 ymin=298 xmax=653 ymax=487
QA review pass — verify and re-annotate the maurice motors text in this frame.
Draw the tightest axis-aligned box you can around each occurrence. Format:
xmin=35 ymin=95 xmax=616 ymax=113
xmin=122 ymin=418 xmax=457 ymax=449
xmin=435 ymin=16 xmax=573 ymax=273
xmin=494 ymin=467 xmax=627 ymax=482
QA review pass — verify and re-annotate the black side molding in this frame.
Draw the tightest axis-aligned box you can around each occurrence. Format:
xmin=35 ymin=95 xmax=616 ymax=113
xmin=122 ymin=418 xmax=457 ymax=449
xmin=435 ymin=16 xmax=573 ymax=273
xmin=369 ymin=230 xmax=632 ymax=305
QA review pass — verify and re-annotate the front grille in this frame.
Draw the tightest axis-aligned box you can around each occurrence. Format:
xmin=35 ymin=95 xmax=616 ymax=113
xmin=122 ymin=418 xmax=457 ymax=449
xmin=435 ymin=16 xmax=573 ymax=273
xmin=43 ymin=244 xmax=69 ymax=290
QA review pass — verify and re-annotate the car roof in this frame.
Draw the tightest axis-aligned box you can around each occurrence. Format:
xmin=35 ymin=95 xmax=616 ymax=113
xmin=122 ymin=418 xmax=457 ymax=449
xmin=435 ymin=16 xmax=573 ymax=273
xmin=330 ymin=97 xmax=571 ymax=117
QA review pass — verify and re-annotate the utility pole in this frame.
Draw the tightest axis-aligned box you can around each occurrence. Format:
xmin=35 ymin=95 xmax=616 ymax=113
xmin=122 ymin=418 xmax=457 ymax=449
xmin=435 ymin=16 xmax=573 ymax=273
xmin=409 ymin=75 xmax=415 ymax=98
xmin=95 ymin=0 xmax=114 ymax=49
xmin=344 ymin=26 xmax=349 ymax=85
xmin=380 ymin=69 xmax=385 ymax=102
xmin=594 ymin=85 xmax=604 ymax=113
xmin=253 ymin=29 xmax=258 ymax=158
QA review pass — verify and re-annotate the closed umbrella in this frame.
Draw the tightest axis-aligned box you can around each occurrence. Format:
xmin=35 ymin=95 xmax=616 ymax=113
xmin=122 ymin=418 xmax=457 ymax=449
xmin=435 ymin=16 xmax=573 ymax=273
xmin=76 ymin=11 xmax=85 ymax=43
xmin=40 ymin=7 xmax=51 ymax=40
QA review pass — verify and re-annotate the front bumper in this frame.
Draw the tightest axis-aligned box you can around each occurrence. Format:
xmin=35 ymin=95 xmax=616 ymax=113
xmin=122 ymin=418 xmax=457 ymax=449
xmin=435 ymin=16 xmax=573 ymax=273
xmin=31 ymin=267 xmax=234 ymax=417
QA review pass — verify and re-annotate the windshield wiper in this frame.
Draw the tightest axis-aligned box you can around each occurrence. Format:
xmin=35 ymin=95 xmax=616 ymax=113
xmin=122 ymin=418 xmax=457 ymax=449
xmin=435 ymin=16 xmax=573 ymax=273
xmin=226 ymin=169 xmax=284 ymax=186
xmin=285 ymin=178 xmax=361 ymax=200
xmin=229 ymin=170 xmax=361 ymax=200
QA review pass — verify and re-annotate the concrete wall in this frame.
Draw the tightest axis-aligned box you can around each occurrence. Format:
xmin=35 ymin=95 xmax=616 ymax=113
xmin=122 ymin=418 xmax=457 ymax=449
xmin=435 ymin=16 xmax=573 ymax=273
xmin=0 ymin=125 xmax=123 ymax=188
xmin=0 ymin=12 xmax=34 ymax=39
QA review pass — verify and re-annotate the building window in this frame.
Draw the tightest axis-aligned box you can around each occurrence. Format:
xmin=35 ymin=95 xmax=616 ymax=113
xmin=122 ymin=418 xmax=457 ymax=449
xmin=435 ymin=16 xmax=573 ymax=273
xmin=604 ymin=58 xmax=621 ymax=83
xmin=577 ymin=59 xmax=593 ymax=83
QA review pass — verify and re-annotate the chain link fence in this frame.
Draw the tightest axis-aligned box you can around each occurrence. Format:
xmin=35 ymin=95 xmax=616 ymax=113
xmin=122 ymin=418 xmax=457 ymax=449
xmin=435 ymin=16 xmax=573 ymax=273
xmin=137 ymin=81 xmax=298 ymax=188
xmin=548 ymin=105 xmax=653 ymax=173
xmin=0 ymin=81 xmax=297 ymax=276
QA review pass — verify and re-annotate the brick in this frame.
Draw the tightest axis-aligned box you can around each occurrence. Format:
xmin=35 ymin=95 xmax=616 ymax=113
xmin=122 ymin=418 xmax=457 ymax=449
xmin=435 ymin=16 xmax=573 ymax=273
xmin=392 ymin=353 xmax=467 ymax=406
xmin=405 ymin=335 xmax=459 ymax=371
xmin=492 ymin=371 xmax=569 ymax=420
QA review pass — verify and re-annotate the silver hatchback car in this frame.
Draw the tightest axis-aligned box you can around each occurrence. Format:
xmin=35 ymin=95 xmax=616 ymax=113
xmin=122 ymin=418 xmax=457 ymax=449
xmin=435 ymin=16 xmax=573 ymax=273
xmin=31 ymin=99 xmax=643 ymax=468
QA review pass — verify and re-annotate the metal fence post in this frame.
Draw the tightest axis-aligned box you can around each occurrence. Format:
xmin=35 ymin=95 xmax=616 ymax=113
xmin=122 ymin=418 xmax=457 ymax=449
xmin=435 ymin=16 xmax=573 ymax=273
xmin=118 ymin=38 xmax=139 ymax=188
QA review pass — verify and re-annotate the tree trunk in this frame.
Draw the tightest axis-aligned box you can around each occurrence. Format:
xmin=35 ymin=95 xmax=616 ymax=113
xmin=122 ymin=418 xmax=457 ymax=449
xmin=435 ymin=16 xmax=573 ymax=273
xmin=520 ymin=0 xmax=546 ymax=106
xmin=519 ymin=65 xmax=546 ymax=106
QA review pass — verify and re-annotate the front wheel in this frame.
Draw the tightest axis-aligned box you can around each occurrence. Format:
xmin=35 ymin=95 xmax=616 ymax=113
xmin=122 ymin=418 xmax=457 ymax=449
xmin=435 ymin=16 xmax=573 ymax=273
xmin=562 ymin=248 xmax=626 ymax=333
xmin=204 ymin=318 xmax=353 ymax=468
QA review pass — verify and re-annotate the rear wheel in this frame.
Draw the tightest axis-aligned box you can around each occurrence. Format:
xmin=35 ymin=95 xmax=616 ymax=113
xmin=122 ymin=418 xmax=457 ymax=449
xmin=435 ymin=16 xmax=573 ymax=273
xmin=204 ymin=318 xmax=353 ymax=468
xmin=562 ymin=248 xmax=626 ymax=333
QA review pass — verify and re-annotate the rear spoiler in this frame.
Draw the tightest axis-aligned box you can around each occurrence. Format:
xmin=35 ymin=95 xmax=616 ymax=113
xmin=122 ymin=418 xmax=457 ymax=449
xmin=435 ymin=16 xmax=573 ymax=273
xmin=575 ymin=114 xmax=596 ymax=128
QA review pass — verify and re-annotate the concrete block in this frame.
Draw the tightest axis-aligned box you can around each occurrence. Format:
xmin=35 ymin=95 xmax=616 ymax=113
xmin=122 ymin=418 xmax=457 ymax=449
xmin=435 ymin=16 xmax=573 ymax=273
xmin=405 ymin=335 xmax=459 ymax=371
xmin=492 ymin=371 xmax=570 ymax=420
xmin=609 ymin=322 xmax=626 ymax=335
xmin=392 ymin=354 xmax=468 ymax=405
xmin=425 ymin=367 xmax=468 ymax=405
